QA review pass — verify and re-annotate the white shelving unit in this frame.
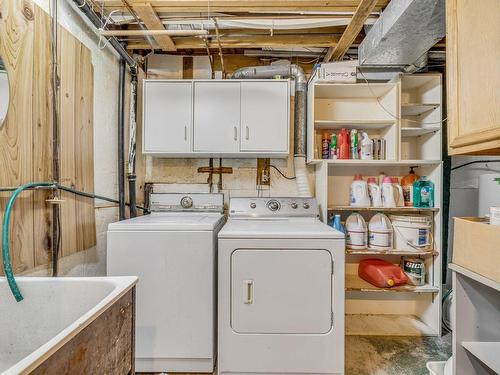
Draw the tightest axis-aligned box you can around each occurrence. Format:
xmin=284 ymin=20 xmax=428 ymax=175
xmin=308 ymin=73 xmax=443 ymax=336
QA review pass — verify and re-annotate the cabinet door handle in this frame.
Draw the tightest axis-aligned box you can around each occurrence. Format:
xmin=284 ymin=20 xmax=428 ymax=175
xmin=233 ymin=126 xmax=238 ymax=141
xmin=244 ymin=280 xmax=253 ymax=304
xmin=184 ymin=125 xmax=188 ymax=141
xmin=245 ymin=125 xmax=249 ymax=140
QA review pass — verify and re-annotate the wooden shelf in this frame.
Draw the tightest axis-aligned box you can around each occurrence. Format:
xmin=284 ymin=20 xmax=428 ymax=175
xmin=346 ymin=314 xmax=438 ymax=336
xmin=309 ymin=159 xmax=442 ymax=166
xmin=315 ymin=119 xmax=394 ymax=130
xmin=401 ymin=126 xmax=441 ymax=137
xmin=346 ymin=249 xmax=438 ymax=256
xmin=328 ymin=205 xmax=439 ymax=212
xmin=314 ymin=83 xmax=395 ymax=99
xmin=346 ymin=274 xmax=439 ymax=293
xmin=461 ymin=342 xmax=500 ymax=372
xmin=401 ymin=103 xmax=440 ymax=116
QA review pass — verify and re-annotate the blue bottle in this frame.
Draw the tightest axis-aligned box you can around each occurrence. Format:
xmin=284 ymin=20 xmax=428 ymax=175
xmin=331 ymin=214 xmax=345 ymax=233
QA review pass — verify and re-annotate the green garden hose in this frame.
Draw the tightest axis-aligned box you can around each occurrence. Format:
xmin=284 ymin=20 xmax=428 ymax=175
xmin=2 ymin=182 xmax=146 ymax=302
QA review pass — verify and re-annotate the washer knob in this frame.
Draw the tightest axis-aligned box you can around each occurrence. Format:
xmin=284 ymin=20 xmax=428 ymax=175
xmin=180 ymin=196 xmax=193 ymax=209
xmin=267 ymin=200 xmax=280 ymax=211
xmin=303 ymin=202 xmax=310 ymax=209
xmin=250 ymin=202 xmax=257 ymax=209
xmin=291 ymin=202 xmax=298 ymax=209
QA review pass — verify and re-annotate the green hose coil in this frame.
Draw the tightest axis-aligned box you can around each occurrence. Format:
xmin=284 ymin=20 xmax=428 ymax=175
xmin=2 ymin=182 xmax=54 ymax=302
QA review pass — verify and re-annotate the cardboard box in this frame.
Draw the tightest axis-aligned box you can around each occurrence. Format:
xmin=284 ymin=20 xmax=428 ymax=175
xmin=317 ymin=60 xmax=358 ymax=83
xmin=453 ymin=217 xmax=500 ymax=283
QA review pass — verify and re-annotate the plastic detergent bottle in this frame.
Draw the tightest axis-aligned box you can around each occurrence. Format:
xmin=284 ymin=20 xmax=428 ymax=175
xmin=345 ymin=212 xmax=367 ymax=249
xmin=381 ymin=176 xmax=397 ymax=208
xmin=350 ymin=129 xmax=359 ymax=159
xmin=331 ymin=214 xmax=345 ymax=234
xmin=401 ymin=167 xmax=418 ymax=207
xmin=368 ymin=213 xmax=393 ymax=250
xmin=350 ymin=174 xmax=371 ymax=207
xmin=392 ymin=177 xmax=405 ymax=207
xmin=360 ymin=132 xmax=373 ymax=160
xmin=367 ymin=177 xmax=382 ymax=207
xmin=413 ymin=176 xmax=435 ymax=208
xmin=330 ymin=133 xmax=338 ymax=159
xmin=338 ymin=128 xmax=350 ymax=159
xmin=378 ymin=172 xmax=386 ymax=186
xmin=322 ymin=131 xmax=331 ymax=159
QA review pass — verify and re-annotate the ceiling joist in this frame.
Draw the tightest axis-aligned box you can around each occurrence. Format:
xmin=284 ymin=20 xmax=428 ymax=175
xmin=131 ymin=3 xmax=177 ymax=51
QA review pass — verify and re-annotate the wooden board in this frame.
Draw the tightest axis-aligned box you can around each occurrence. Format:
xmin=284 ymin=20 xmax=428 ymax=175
xmin=346 ymin=313 xmax=437 ymax=336
xmin=0 ymin=0 xmax=96 ymax=273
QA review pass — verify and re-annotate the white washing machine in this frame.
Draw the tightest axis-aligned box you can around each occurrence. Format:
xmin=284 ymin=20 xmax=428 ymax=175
xmin=107 ymin=193 xmax=225 ymax=373
xmin=218 ymin=197 xmax=345 ymax=375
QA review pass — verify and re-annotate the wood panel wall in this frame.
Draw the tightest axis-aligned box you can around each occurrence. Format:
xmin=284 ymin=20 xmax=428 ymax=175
xmin=0 ymin=0 xmax=95 ymax=273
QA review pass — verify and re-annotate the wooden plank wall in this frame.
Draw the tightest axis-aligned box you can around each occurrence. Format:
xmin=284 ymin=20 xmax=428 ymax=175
xmin=0 ymin=0 xmax=95 ymax=273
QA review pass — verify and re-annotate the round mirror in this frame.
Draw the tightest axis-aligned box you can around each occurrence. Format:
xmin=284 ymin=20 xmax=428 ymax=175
xmin=0 ymin=57 xmax=9 ymax=128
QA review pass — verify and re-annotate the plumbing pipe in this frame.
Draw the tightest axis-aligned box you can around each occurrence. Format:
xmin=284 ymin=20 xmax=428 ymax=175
xmin=69 ymin=0 xmax=136 ymax=68
xmin=127 ymin=72 xmax=138 ymax=217
xmin=98 ymin=29 xmax=208 ymax=37
xmin=231 ymin=64 xmax=311 ymax=197
xmin=118 ymin=59 xmax=126 ymax=220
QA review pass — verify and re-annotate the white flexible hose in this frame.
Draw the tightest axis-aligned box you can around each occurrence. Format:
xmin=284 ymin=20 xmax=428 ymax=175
xmin=294 ymin=156 xmax=312 ymax=197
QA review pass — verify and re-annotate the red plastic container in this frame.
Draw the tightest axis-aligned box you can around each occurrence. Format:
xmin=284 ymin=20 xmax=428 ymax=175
xmin=358 ymin=259 xmax=408 ymax=288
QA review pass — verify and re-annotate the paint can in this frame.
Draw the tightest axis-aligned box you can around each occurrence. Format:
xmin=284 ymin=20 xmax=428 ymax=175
xmin=390 ymin=214 xmax=432 ymax=252
xmin=401 ymin=257 xmax=426 ymax=286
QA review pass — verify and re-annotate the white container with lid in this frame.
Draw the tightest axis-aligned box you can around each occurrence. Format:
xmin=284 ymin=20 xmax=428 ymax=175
xmin=390 ymin=214 xmax=432 ymax=252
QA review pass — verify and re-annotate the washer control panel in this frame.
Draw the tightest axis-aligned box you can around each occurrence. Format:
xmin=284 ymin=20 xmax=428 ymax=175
xmin=229 ymin=197 xmax=319 ymax=218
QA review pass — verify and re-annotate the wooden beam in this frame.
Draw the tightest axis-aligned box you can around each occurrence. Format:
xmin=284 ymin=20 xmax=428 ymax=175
xmin=99 ymin=29 xmax=208 ymax=36
xmin=323 ymin=0 xmax=379 ymax=62
xmin=132 ymin=3 xmax=176 ymax=51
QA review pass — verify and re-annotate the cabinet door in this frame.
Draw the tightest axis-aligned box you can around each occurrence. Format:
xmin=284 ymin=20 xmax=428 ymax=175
xmin=240 ymin=81 xmax=289 ymax=152
xmin=231 ymin=249 xmax=332 ymax=334
xmin=193 ymin=81 xmax=240 ymax=153
xmin=447 ymin=0 xmax=500 ymax=155
xmin=143 ymin=81 xmax=192 ymax=153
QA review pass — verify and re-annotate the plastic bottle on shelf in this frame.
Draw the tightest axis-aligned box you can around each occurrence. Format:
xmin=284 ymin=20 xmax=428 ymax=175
xmin=401 ymin=167 xmax=418 ymax=207
xmin=378 ymin=172 xmax=386 ymax=186
xmin=360 ymin=132 xmax=373 ymax=160
xmin=381 ymin=176 xmax=397 ymax=208
xmin=393 ymin=177 xmax=405 ymax=207
xmin=331 ymin=214 xmax=345 ymax=234
xmin=350 ymin=174 xmax=371 ymax=207
xmin=345 ymin=212 xmax=368 ymax=249
xmin=413 ymin=176 xmax=435 ymax=208
xmin=368 ymin=213 xmax=393 ymax=250
xmin=350 ymin=129 xmax=359 ymax=159
xmin=322 ymin=131 xmax=331 ymax=160
xmin=367 ymin=177 xmax=382 ymax=207
xmin=338 ymin=128 xmax=350 ymax=159
xmin=329 ymin=133 xmax=338 ymax=159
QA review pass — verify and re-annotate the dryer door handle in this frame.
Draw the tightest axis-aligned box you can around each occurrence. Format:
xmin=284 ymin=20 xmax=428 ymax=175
xmin=244 ymin=280 xmax=253 ymax=304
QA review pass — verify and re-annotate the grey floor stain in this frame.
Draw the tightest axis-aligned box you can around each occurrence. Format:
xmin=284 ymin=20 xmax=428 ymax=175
xmin=346 ymin=333 xmax=452 ymax=375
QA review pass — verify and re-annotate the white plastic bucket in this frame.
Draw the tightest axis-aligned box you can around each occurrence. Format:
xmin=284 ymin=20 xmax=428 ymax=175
xmin=390 ymin=214 xmax=432 ymax=252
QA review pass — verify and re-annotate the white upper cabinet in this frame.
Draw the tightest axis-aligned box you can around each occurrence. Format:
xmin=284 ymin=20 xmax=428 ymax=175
xmin=143 ymin=81 xmax=192 ymax=153
xmin=240 ymin=81 xmax=289 ymax=152
xmin=193 ymin=81 xmax=241 ymax=153
xmin=142 ymin=79 xmax=290 ymax=157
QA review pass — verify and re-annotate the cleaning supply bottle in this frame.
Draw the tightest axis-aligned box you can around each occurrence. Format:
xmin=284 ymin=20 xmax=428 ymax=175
xmin=401 ymin=167 xmax=418 ymax=207
xmin=329 ymin=133 xmax=338 ymax=159
xmin=338 ymin=128 xmax=350 ymax=159
xmin=378 ymin=172 xmax=386 ymax=186
xmin=350 ymin=129 xmax=359 ymax=159
xmin=368 ymin=213 xmax=393 ymax=250
xmin=345 ymin=212 xmax=368 ymax=249
xmin=392 ymin=177 xmax=405 ymax=207
xmin=413 ymin=176 xmax=435 ymax=208
xmin=360 ymin=132 xmax=373 ymax=160
xmin=321 ymin=131 xmax=331 ymax=159
xmin=331 ymin=214 xmax=344 ymax=233
xmin=381 ymin=176 xmax=397 ymax=208
xmin=350 ymin=174 xmax=371 ymax=207
xmin=367 ymin=177 xmax=382 ymax=207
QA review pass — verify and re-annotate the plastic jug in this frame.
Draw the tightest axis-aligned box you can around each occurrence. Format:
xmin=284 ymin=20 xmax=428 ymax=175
xmin=401 ymin=167 xmax=418 ymax=207
xmin=381 ymin=176 xmax=397 ymax=208
xmin=368 ymin=213 xmax=393 ymax=250
xmin=338 ymin=128 xmax=350 ymax=159
xmin=345 ymin=212 xmax=368 ymax=249
xmin=350 ymin=174 xmax=371 ymax=207
xmin=367 ymin=177 xmax=382 ymax=207
xmin=393 ymin=177 xmax=405 ymax=207
xmin=360 ymin=132 xmax=373 ymax=160
xmin=413 ymin=176 xmax=435 ymax=208
xmin=358 ymin=259 xmax=408 ymax=288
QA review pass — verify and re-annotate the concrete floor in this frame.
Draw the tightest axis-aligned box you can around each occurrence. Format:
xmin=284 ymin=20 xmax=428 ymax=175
xmin=139 ymin=333 xmax=452 ymax=375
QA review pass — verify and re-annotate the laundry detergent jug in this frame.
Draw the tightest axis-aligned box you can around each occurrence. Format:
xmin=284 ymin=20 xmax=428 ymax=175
xmin=381 ymin=176 xmax=397 ymax=208
xmin=367 ymin=177 xmax=382 ymax=207
xmin=368 ymin=213 xmax=393 ymax=250
xmin=350 ymin=174 xmax=371 ymax=207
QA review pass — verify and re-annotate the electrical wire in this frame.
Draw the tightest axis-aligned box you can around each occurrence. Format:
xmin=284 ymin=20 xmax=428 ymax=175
xmin=270 ymin=165 xmax=296 ymax=180
xmin=451 ymin=160 xmax=500 ymax=171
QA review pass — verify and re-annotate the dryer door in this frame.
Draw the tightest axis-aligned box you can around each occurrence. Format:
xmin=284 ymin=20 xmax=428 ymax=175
xmin=231 ymin=249 xmax=333 ymax=334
